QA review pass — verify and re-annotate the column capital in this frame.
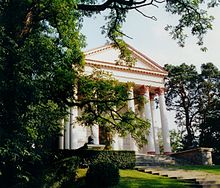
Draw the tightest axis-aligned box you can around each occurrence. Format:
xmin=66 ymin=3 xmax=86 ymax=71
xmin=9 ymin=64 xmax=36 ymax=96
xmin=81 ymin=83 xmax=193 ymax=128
xmin=150 ymin=93 xmax=155 ymax=101
xmin=139 ymin=85 xmax=150 ymax=95
xmin=128 ymin=86 xmax=134 ymax=93
xmin=156 ymin=88 xmax=165 ymax=95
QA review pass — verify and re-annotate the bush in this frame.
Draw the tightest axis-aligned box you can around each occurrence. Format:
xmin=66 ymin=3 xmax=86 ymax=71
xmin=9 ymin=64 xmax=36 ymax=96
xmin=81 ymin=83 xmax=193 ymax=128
xmin=85 ymin=162 xmax=119 ymax=188
xmin=40 ymin=156 xmax=79 ymax=188
xmin=59 ymin=149 xmax=136 ymax=169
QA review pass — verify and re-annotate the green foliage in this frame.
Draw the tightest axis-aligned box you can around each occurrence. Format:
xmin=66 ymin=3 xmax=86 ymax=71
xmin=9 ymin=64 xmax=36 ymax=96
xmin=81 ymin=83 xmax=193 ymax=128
xmin=164 ymin=63 xmax=200 ymax=147
xmin=42 ymin=156 xmax=79 ymax=188
xmin=0 ymin=1 xmax=84 ymax=187
xmin=170 ymin=129 xmax=184 ymax=152
xmin=165 ymin=0 xmax=214 ymax=50
xmin=165 ymin=63 xmax=220 ymax=155
xmin=86 ymin=162 xmax=120 ymax=188
xmin=199 ymin=104 xmax=220 ymax=164
xmin=60 ymin=150 xmax=136 ymax=169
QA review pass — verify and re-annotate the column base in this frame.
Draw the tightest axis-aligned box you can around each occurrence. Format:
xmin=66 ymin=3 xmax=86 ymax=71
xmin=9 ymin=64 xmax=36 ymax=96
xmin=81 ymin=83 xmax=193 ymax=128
xmin=147 ymin=151 xmax=156 ymax=155
xmin=164 ymin=152 xmax=172 ymax=155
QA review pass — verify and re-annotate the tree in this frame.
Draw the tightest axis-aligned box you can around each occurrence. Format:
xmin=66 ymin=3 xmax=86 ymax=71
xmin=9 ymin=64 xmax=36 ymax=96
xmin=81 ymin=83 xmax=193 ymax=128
xmin=164 ymin=63 xmax=200 ymax=148
xmin=199 ymin=109 xmax=220 ymax=164
xmin=198 ymin=63 xmax=220 ymax=164
xmin=0 ymin=0 xmax=218 ymax=187
xmin=164 ymin=63 xmax=220 ymax=150
xmin=0 ymin=1 xmax=84 ymax=186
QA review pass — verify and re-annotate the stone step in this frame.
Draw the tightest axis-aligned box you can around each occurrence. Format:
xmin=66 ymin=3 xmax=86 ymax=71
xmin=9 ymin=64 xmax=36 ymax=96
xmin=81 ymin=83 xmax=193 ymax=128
xmin=136 ymin=167 xmax=220 ymax=188
xmin=188 ymin=184 xmax=220 ymax=188
xmin=198 ymin=181 xmax=218 ymax=185
xmin=135 ymin=162 xmax=173 ymax=165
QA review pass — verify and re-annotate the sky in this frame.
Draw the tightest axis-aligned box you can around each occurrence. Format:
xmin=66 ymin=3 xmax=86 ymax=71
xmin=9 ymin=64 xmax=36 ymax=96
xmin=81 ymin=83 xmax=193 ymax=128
xmin=81 ymin=4 xmax=220 ymax=129
xmin=81 ymin=4 xmax=220 ymax=70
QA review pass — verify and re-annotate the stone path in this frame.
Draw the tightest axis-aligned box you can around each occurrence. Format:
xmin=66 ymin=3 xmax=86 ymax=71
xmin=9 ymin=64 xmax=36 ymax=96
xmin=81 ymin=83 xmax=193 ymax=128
xmin=136 ymin=166 xmax=220 ymax=188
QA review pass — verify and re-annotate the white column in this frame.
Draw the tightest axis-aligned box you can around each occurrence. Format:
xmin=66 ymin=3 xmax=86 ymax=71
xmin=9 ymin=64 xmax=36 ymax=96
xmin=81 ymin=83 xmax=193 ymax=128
xmin=150 ymin=94 xmax=160 ymax=154
xmin=118 ymin=136 xmax=124 ymax=150
xmin=127 ymin=87 xmax=138 ymax=152
xmin=112 ymin=133 xmax=119 ymax=150
xmin=91 ymin=124 xmax=99 ymax=145
xmin=64 ymin=109 xmax=70 ymax=149
xmin=158 ymin=88 xmax=172 ymax=154
xmin=112 ymin=106 xmax=119 ymax=150
xmin=59 ymin=119 xmax=65 ymax=149
xmin=141 ymin=85 xmax=155 ymax=154
xmin=154 ymin=127 xmax=160 ymax=154
xmin=70 ymin=106 xmax=78 ymax=149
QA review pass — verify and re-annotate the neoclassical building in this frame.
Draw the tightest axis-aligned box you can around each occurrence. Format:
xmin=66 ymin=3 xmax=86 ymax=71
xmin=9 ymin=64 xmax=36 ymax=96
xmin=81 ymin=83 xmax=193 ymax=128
xmin=59 ymin=44 xmax=172 ymax=154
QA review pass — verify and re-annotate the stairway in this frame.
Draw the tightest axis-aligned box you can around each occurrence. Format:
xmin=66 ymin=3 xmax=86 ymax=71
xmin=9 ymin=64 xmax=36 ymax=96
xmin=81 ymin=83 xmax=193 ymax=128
xmin=135 ymin=154 xmax=176 ymax=167
xmin=136 ymin=167 xmax=220 ymax=188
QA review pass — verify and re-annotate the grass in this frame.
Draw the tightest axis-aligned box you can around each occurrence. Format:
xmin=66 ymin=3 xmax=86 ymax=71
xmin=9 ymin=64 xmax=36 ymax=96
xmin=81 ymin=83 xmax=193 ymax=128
xmin=74 ymin=169 xmax=189 ymax=188
xmin=171 ymin=165 xmax=220 ymax=175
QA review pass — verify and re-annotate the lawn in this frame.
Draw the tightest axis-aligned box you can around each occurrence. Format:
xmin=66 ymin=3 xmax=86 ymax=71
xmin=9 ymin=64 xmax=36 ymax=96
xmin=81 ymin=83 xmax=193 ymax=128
xmin=74 ymin=169 xmax=189 ymax=188
xmin=172 ymin=165 xmax=220 ymax=175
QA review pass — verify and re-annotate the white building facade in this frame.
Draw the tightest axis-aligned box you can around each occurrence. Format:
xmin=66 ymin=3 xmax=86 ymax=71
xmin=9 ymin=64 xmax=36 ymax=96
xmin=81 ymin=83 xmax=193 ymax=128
xmin=59 ymin=44 xmax=172 ymax=155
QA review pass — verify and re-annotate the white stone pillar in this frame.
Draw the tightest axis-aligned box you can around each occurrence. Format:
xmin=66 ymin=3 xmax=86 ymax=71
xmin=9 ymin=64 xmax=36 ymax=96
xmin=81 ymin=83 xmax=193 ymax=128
xmin=59 ymin=119 xmax=65 ymax=149
xmin=112 ymin=106 xmax=119 ymax=150
xmin=64 ymin=109 xmax=70 ymax=149
xmin=158 ymin=88 xmax=172 ymax=154
xmin=112 ymin=133 xmax=119 ymax=150
xmin=91 ymin=124 xmax=99 ymax=145
xmin=154 ymin=127 xmax=160 ymax=154
xmin=150 ymin=94 xmax=160 ymax=155
xmin=70 ymin=106 xmax=78 ymax=149
xmin=118 ymin=136 xmax=124 ymax=150
xmin=127 ymin=87 xmax=138 ymax=152
xmin=140 ymin=85 xmax=155 ymax=154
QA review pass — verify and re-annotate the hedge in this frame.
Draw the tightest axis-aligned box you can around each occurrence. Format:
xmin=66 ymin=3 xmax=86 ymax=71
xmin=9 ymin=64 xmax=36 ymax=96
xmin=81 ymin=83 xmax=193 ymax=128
xmin=59 ymin=149 xmax=136 ymax=169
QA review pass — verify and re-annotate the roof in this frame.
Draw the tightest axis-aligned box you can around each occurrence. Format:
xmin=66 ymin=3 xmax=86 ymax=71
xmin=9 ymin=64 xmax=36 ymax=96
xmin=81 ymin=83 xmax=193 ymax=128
xmin=84 ymin=43 xmax=167 ymax=76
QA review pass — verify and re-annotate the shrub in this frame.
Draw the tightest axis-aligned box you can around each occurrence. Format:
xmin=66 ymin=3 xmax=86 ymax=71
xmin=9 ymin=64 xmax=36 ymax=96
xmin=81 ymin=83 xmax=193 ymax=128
xmin=40 ymin=156 xmax=79 ymax=188
xmin=85 ymin=162 xmax=119 ymax=188
xmin=59 ymin=149 xmax=136 ymax=169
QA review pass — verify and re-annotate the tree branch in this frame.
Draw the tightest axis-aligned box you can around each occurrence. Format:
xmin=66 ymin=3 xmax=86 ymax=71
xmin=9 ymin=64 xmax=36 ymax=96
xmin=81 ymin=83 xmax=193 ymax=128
xmin=77 ymin=0 xmax=158 ymax=11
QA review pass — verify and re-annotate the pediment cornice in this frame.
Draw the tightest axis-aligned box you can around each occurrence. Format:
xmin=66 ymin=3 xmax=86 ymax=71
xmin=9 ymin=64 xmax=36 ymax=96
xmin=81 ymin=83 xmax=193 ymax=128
xmin=86 ymin=59 xmax=167 ymax=77
xmin=84 ymin=43 xmax=167 ymax=76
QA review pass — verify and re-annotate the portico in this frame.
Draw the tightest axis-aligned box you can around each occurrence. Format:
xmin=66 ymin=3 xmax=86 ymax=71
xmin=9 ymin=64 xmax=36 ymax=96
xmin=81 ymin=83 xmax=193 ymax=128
xmin=59 ymin=44 xmax=172 ymax=154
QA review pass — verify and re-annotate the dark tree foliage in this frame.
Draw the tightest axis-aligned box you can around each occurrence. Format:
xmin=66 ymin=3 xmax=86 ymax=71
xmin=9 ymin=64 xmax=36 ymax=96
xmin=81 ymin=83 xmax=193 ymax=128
xmin=164 ymin=63 xmax=200 ymax=148
xmin=0 ymin=1 xmax=84 ymax=187
xmin=199 ymin=111 xmax=220 ymax=164
xmin=165 ymin=63 xmax=220 ymax=153
xmin=86 ymin=162 xmax=120 ymax=188
xmin=198 ymin=63 xmax=220 ymax=164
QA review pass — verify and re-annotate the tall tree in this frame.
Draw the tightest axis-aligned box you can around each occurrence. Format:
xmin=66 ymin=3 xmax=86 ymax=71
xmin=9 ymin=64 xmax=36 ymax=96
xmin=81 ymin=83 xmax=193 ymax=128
xmin=164 ymin=63 xmax=200 ymax=148
xmin=164 ymin=63 xmax=220 ymax=149
xmin=0 ymin=1 xmax=84 ymax=187
xmin=198 ymin=63 xmax=220 ymax=127
xmin=198 ymin=63 xmax=220 ymax=164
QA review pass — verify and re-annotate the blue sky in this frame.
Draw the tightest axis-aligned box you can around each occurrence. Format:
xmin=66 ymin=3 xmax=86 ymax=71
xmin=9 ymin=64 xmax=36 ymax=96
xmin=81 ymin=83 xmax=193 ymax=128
xmin=81 ymin=5 xmax=220 ymax=71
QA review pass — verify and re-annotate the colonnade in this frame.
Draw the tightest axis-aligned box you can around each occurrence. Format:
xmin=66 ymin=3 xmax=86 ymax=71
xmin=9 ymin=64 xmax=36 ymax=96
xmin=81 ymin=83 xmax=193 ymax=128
xmin=59 ymin=85 xmax=172 ymax=154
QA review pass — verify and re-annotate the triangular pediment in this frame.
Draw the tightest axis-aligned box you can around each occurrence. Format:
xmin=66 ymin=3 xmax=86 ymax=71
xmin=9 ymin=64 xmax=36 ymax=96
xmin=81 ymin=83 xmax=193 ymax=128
xmin=85 ymin=43 xmax=167 ymax=75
